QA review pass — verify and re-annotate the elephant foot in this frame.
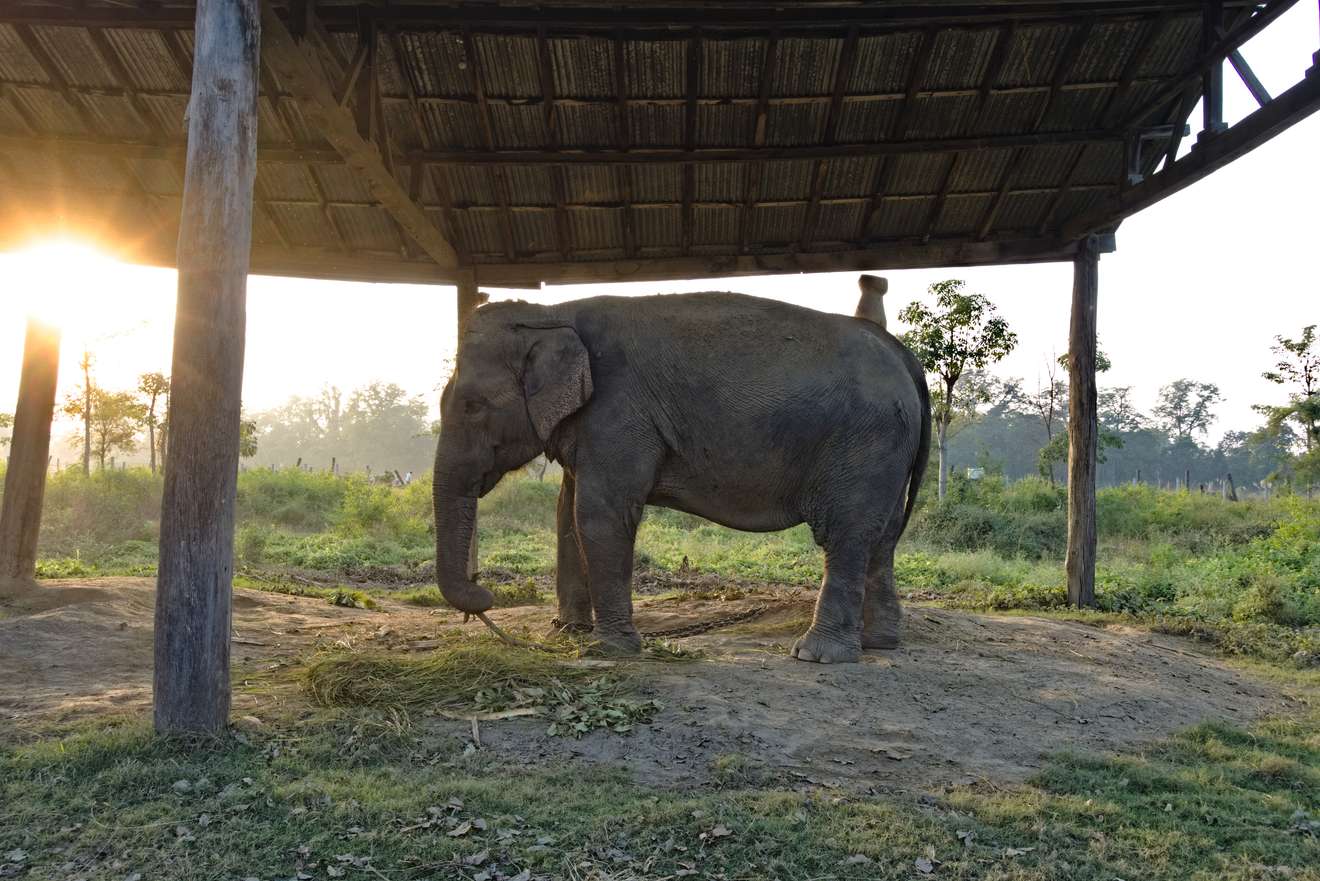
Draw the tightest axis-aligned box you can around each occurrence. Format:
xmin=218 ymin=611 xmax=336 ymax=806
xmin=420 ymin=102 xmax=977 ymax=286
xmin=547 ymin=617 xmax=594 ymax=638
xmin=791 ymin=628 xmax=861 ymax=664
xmin=591 ymin=626 xmax=642 ymax=657
xmin=861 ymin=627 xmax=901 ymax=650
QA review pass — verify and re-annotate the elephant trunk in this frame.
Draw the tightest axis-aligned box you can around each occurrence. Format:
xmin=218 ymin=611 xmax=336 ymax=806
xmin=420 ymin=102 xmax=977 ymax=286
xmin=433 ymin=468 xmax=493 ymax=614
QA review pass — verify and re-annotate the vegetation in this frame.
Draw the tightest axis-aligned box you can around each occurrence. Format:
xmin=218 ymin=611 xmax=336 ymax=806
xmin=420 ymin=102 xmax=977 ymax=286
xmin=898 ymin=279 xmax=1018 ymax=500
xmin=8 ymin=462 xmax=1317 ymax=667
xmin=2 ymin=699 xmax=1316 ymax=880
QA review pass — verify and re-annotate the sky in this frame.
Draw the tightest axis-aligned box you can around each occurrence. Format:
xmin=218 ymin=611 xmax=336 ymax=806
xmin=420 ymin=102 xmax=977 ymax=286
xmin=1 ymin=6 xmax=1317 ymax=449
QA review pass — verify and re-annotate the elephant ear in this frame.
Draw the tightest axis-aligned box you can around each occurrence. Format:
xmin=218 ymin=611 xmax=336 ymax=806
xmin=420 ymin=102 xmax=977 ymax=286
xmin=518 ymin=324 xmax=593 ymax=442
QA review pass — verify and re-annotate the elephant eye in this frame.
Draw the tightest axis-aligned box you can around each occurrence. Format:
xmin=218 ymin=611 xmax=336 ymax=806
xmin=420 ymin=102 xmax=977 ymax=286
xmin=463 ymin=397 xmax=486 ymax=415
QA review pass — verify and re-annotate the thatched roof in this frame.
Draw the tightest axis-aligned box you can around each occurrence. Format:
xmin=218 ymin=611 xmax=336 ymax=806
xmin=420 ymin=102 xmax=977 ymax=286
xmin=0 ymin=1 xmax=1314 ymax=285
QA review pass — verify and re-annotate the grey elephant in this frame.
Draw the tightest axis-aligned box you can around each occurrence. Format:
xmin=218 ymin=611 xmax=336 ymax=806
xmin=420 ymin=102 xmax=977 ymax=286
xmin=432 ymin=277 xmax=930 ymax=663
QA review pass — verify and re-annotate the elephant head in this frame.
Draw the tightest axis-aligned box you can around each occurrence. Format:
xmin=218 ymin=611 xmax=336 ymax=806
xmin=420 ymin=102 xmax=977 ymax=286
xmin=433 ymin=303 xmax=593 ymax=612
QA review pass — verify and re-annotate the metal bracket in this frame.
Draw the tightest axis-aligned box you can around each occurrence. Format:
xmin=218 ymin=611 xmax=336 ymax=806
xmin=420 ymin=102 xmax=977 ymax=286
xmin=1124 ymin=125 xmax=1190 ymax=185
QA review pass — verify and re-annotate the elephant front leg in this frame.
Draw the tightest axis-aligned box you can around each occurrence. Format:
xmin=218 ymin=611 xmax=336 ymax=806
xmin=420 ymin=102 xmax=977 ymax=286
xmin=574 ymin=478 xmax=644 ymax=656
xmin=551 ymin=473 xmax=594 ymax=635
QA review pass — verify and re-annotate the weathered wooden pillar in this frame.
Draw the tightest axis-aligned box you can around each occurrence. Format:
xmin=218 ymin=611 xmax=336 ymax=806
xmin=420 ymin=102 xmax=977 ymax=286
xmin=456 ymin=271 xmax=483 ymax=580
xmin=0 ymin=319 xmax=61 ymax=590
xmin=1199 ymin=0 xmax=1227 ymax=142
xmin=154 ymin=0 xmax=260 ymax=734
xmin=1065 ymin=235 xmax=1100 ymax=609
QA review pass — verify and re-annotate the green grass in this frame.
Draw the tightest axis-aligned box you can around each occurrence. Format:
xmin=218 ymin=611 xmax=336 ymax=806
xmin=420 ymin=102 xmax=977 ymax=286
xmin=2 ymin=703 xmax=1316 ymax=880
xmin=16 ymin=468 xmax=1320 ymax=666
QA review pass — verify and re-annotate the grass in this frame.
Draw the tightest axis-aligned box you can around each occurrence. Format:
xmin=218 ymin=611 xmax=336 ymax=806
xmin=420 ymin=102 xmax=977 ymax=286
xmin=2 ymin=701 xmax=1316 ymax=880
xmin=305 ymin=633 xmax=667 ymax=737
xmin=5 ymin=467 xmax=1320 ymax=879
xmin=17 ymin=468 xmax=1320 ymax=667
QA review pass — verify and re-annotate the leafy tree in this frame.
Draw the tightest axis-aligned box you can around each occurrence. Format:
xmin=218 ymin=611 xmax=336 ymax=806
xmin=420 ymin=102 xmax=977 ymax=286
xmin=899 ymin=279 xmax=1018 ymax=500
xmin=0 ymin=412 xmax=12 ymax=448
xmin=138 ymin=371 xmax=170 ymax=475
xmin=239 ymin=414 xmax=259 ymax=460
xmin=1099 ymin=386 xmax=1146 ymax=433
xmin=1152 ymin=379 xmax=1221 ymax=440
xmin=1036 ymin=426 xmax=1123 ymax=480
xmin=65 ymin=389 xmax=146 ymax=472
xmin=1260 ymin=324 xmax=1318 ymax=452
xmin=66 ymin=350 xmax=95 ymax=475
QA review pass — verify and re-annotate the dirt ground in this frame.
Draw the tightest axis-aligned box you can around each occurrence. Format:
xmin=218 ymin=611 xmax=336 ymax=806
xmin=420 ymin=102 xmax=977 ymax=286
xmin=0 ymin=578 xmax=1295 ymax=793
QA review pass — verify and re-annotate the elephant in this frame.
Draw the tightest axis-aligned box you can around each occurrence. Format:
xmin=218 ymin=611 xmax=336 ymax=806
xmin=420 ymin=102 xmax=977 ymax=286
xmin=432 ymin=279 xmax=931 ymax=664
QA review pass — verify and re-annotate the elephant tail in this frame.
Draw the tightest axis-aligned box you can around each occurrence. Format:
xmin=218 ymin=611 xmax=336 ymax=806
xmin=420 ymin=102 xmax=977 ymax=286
xmin=897 ymin=359 xmax=931 ymax=538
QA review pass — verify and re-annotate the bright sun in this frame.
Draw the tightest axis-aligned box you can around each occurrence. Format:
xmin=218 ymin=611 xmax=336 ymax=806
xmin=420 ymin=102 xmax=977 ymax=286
xmin=1 ymin=239 xmax=173 ymax=344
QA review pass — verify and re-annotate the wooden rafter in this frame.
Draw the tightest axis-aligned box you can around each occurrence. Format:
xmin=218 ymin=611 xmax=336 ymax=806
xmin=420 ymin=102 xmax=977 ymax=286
xmin=978 ymin=19 xmax=1093 ymax=239
xmin=1063 ymin=71 xmax=1320 ymax=237
xmin=857 ymin=28 xmax=936 ymax=243
xmin=1115 ymin=0 xmax=1297 ymax=130
xmin=0 ymin=128 xmax=1133 ymax=167
xmin=798 ymin=26 xmax=858 ymax=251
xmin=454 ymin=26 xmax=515 ymax=262
xmin=537 ymin=27 xmax=574 ymax=261
xmin=681 ymin=30 xmax=700 ymax=256
xmin=739 ymin=30 xmax=780 ymax=255
xmin=259 ymin=3 xmax=459 ymax=269
xmin=614 ymin=30 xmax=637 ymax=259
xmin=1100 ymin=11 xmax=1172 ymax=127
xmin=0 ymin=1 xmax=1267 ymax=31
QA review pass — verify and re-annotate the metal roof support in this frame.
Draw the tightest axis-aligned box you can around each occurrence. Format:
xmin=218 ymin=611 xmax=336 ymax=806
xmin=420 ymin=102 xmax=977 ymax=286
xmin=0 ymin=320 xmax=61 ymax=590
xmin=1065 ymin=234 xmax=1102 ymax=608
xmin=155 ymin=0 xmax=261 ymax=735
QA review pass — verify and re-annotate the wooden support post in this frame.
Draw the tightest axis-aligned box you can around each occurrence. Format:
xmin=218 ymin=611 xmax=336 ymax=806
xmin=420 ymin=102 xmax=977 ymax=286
xmin=1065 ymin=235 xmax=1101 ymax=609
xmin=1199 ymin=0 xmax=1227 ymax=143
xmin=0 ymin=319 xmax=61 ymax=591
xmin=456 ymin=271 xmax=483 ymax=580
xmin=154 ymin=0 xmax=260 ymax=734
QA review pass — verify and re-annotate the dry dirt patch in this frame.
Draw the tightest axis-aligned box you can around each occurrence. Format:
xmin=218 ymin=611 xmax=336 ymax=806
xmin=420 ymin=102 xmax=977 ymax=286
xmin=0 ymin=579 xmax=1290 ymax=792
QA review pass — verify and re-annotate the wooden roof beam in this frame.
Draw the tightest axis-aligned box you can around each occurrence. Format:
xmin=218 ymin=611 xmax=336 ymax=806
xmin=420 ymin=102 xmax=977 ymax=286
xmin=0 ymin=127 xmax=1131 ymax=167
xmin=1116 ymin=0 xmax=1297 ymax=130
xmin=978 ymin=19 xmax=1093 ymax=239
xmin=259 ymin=2 xmax=459 ymax=269
xmin=857 ymin=28 xmax=937 ymax=242
xmin=1062 ymin=70 xmax=1320 ymax=238
xmin=461 ymin=25 xmax=518 ymax=262
xmin=681 ymin=30 xmax=700 ymax=256
xmin=739 ymin=29 xmax=779 ymax=255
xmin=798 ymin=27 xmax=859 ymax=252
xmin=536 ymin=26 xmax=575 ymax=262
xmin=0 ymin=1 xmax=1260 ymax=31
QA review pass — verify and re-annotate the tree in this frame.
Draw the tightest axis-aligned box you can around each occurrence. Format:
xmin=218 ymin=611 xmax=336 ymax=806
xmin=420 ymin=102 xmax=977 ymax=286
xmin=65 ymin=388 xmax=146 ymax=471
xmin=1026 ymin=357 xmax=1067 ymax=485
xmin=138 ymin=372 xmax=170 ymax=475
xmin=67 ymin=350 xmax=95 ymax=475
xmin=1260 ymin=324 xmax=1318 ymax=453
xmin=239 ymin=413 xmax=259 ymax=460
xmin=0 ymin=412 xmax=11 ymax=448
xmin=1152 ymin=379 xmax=1221 ymax=440
xmin=899 ymin=279 xmax=1017 ymax=500
xmin=1098 ymin=386 xmax=1146 ymax=433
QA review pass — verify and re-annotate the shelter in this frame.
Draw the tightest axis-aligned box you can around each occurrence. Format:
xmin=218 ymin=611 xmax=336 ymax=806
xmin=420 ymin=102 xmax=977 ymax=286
xmin=1 ymin=0 xmax=1317 ymax=731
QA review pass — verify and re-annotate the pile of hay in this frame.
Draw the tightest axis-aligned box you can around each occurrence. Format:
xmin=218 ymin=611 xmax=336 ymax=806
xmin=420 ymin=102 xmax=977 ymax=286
xmin=303 ymin=633 xmax=661 ymax=736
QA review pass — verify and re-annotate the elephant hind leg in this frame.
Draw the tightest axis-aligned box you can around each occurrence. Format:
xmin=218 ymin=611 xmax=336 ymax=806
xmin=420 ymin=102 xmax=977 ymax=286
xmin=861 ymin=499 xmax=907 ymax=650
xmin=791 ymin=540 xmax=868 ymax=664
